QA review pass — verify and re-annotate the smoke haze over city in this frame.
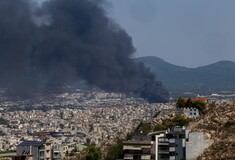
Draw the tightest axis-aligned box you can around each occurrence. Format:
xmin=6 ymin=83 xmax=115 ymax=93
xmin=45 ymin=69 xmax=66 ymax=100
xmin=0 ymin=0 xmax=169 ymax=102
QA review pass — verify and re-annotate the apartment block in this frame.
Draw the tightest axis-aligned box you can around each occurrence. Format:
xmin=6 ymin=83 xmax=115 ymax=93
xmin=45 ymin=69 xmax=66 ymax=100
xmin=123 ymin=135 xmax=152 ymax=160
xmin=149 ymin=126 xmax=187 ymax=160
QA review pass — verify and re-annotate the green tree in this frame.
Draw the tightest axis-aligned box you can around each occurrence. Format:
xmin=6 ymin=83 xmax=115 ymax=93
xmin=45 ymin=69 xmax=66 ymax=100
xmin=104 ymin=139 xmax=123 ymax=160
xmin=176 ymin=97 xmax=185 ymax=108
xmin=134 ymin=122 xmax=152 ymax=135
xmin=153 ymin=115 xmax=189 ymax=131
xmin=193 ymin=100 xmax=206 ymax=112
xmin=153 ymin=124 xmax=168 ymax=131
xmin=185 ymin=98 xmax=193 ymax=108
xmin=153 ymin=111 xmax=161 ymax=118
xmin=224 ymin=121 xmax=235 ymax=128
xmin=85 ymin=145 xmax=101 ymax=160
xmin=171 ymin=115 xmax=189 ymax=126
xmin=71 ymin=146 xmax=79 ymax=153
xmin=125 ymin=132 xmax=133 ymax=140
xmin=65 ymin=150 xmax=69 ymax=157
xmin=0 ymin=118 xmax=8 ymax=125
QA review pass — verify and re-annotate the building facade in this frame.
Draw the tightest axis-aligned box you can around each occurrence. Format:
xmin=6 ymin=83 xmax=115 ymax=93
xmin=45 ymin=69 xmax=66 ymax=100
xmin=186 ymin=132 xmax=211 ymax=160
xmin=123 ymin=135 xmax=152 ymax=160
xmin=16 ymin=140 xmax=55 ymax=160
xmin=149 ymin=126 xmax=187 ymax=160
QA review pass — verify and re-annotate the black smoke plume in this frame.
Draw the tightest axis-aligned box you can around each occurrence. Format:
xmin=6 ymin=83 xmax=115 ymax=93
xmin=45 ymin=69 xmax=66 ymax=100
xmin=0 ymin=0 xmax=169 ymax=102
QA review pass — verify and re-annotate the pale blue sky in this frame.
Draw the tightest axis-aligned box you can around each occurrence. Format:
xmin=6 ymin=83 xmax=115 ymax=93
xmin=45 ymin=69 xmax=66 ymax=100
xmin=108 ymin=0 xmax=235 ymax=67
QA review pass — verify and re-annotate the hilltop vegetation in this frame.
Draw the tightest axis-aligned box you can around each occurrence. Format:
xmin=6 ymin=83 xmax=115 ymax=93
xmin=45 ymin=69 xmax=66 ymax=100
xmin=68 ymin=101 xmax=235 ymax=160
xmin=131 ymin=114 xmax=190 ymax=135
xmin=105 ymin=114 xmax=190 ymax=160
xmin=104 ymin=101 xmax=235 ymax=159
xmin=176 ymin=97 xmax=206 ymax=112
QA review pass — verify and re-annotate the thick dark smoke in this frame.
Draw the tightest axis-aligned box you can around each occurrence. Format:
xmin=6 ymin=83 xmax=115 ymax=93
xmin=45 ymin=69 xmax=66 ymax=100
xmin=0 ymin=0 xmax=169 ymax=102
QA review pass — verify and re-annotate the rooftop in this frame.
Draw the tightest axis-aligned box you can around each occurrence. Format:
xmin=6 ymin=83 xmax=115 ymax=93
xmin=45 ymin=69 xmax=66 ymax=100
xmin=18 ymin=140 xmax=45 ymax=147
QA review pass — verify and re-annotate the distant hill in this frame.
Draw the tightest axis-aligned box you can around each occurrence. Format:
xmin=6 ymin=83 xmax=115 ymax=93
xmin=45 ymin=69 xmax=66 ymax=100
xmin=135 ymin=56 xmax=235 ymax=97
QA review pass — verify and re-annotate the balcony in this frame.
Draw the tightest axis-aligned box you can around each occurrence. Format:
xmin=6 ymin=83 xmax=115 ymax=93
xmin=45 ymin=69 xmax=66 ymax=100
xmin=158 ymin=138 xmax=169 ymax=142
xmin=123 ymin=146 xmax=141 ymax=150
xmin=158 ymin=149 xmax=169 ymax=154
xmin=169 ymin=147 xmax=175 ymax=152
xmin=158 ymin=142 xmax=169 ymax=146
xmin=169 ymin=139 xmax=175 ymax=143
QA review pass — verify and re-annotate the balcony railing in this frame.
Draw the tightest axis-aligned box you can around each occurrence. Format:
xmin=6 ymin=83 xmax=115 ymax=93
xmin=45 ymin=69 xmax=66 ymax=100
xmin=169 ymin=139 xmax=175 ymax=143
xmin=169 ymin=147 xmax=175 ymax=152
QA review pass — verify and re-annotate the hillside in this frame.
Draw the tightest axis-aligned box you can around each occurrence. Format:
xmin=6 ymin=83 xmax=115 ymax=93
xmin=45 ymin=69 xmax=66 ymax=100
xmin=150 ymin=101 xmax=235 ymax=159
xmin=136 ymin=56 xmax=235 ymax=97
xmin=193 ymin=101 xmax=235 ymax=159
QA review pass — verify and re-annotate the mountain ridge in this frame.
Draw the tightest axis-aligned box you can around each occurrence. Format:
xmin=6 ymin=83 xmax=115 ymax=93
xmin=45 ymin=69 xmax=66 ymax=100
xmin=136 ymin=56 xmax=235 ymax=69
xmin=135 ymin=56 xmax=235 ymax=97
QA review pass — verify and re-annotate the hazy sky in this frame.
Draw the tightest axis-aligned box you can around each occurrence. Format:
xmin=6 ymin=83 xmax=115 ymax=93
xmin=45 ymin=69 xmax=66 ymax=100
xmin=108 ymin=0 xmax=235 ymax=67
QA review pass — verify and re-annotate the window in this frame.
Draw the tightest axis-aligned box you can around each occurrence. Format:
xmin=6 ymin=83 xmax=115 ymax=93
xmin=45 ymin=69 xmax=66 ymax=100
xmin=39 ymin=151 xmax=44 ymax=158
xmin=151 ymin=136 xmax=155 ymax=141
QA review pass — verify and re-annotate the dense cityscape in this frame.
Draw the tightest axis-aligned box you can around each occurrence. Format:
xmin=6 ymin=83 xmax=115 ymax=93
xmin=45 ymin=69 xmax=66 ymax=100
xmin=0 ymin=88 xmax=234 ymax=159
xmin=0 ymin=0 xmax=235 ymax=159
xmin=0 ymin=89 xmax=175 ymax=158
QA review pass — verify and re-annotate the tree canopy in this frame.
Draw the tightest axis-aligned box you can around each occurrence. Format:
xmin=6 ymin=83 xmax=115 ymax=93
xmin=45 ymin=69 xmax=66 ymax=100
xmin=83 ymin=145 xmax=101 ymax=160
xmin=176 ymin=97 xmax=206 ymax=112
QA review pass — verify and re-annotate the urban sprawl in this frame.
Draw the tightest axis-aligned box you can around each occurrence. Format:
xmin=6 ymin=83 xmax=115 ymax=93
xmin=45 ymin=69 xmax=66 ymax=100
xmin=0 ymin=89 xmax=234 ymax=160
